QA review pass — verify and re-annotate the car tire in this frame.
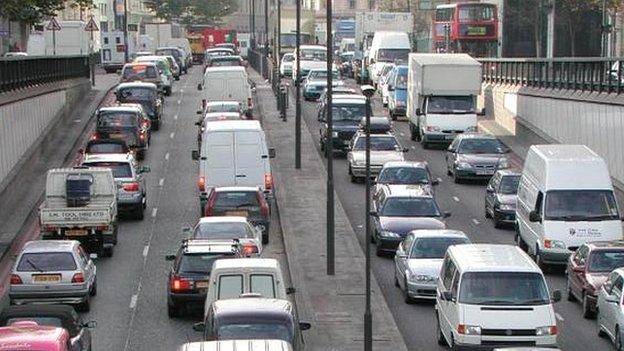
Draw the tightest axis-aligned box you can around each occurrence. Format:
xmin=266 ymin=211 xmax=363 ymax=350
xmin=566 ymin=279 xmax=576 ymax=302
xmin=371 ymin=231 xmax=376 ymax=243
xmin=135 ymin=204 xmax=144 ymax=220
xmin=484 ymin=205 xmax=491 ymax=218
xmin=493 ymin=214 xmax=502 ymax=229
xmin=583 ymin=293 xmax=596 ymax=319
xmin=514 ymin=231 xmax=528 ymax=251
xmin=617 ymin=327 xmax=623 ymax=351
xmin=534 ymin=245 xmax=547 ymax=272
xmin=90 ymin=278 xmax=97 ymax=297
xmin=598 ymin=323 xmax=608 ymax=338
xmin=403 ymin=278 xmax=413 ymax=304
xmin=167 ymin=302 xmax=181 ymax=318
xmin=453 ymin=171 xmax=461 ymax=184
xmin=165 ymin=87 xmax=172 ymax=96
xmin=394 ymin=271 xmax=400 ymax=288
xmin=262 ymin=231 xmax=269 ymax=245
xmin=78 ymin=295 xmax=91 ymax=312
xmin=409 ymin=124 xmax=417 ymax=141
xmin=375 ymin=246 xmax=383 ymax=257
xmin=350 ymin=173 xmax=357 ymax=183
xmin=436 ymin=312 xmax=447 ymax=346
xmin=152 ymin=120 xmax=161 ymax=131
xmin=103 ymin=246 xmax=114 ymax=258
xmin=414 ymin=126 xmax=422 ymax=142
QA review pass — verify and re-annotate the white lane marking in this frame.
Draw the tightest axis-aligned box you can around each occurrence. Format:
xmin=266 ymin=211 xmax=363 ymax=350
xmin=180 ymin=89 xmax=184 ymax=93
xmin=436 ymin=177 xmax=443 ymax=183
xmin=158 ymin=178 xmax=164 ymax=187
xmin=174 ymin=114 xmax=178 ymax=120
xmin=165 ymin=152 xmax=170 ymax=160
xmin=357 ymin=224 xmax=363 ymax=228
xmin=400 ymin=132 xmax=405 ymax=137
xmin=169 ymin=132 xmax=175 ymax=139
xmin=452 ymin=196 xmax=460 ymax=202
xmin=151 ymin=208 xmax=158 ymax=217
xmin=142 ymin=245 xmax=149 ymax=257
xmin=177 ymin=100 xmax=181 ymax=105
xmin=129 ymin=294 xmax=138 ymax=309
xmin=555 ymin=313 xmax=564 ymax=322
xmin=471 ymin=218 xmax=480 ymax=225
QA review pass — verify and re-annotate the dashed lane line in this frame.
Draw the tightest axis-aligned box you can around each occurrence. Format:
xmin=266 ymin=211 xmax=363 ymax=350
xmin=142 ymin=245 xmax=149 ymax=258
xmin=555 ymin=313 xmax=564 ymax=322
xmin=151 ymin=208 xmax=158 ymax=217
xmin=129 ymin=294 xmax=138 ymax=309
xmin=452 ymin=196 xmax=460 ymax=202
xmin=471 ymin=218 xmax=480 ymax=225
xmin=170 ymin=132 xmax=175 ymax=139
xmin=165 ymin=153 xmax=170 ymax=160
xmin=158 ymin=178 xmax=164 ymax=187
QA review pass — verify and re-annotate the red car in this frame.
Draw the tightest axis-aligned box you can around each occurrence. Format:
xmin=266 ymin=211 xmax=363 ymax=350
xmin=566 ymin=240 xmax=624 ymax=318
xmin=0 ymin=320 xmax=71 ymax=351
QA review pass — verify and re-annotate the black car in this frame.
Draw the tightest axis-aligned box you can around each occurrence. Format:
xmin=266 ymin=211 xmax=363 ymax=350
xmin=166 ymin=239 xmax=242 ymax=318
xmin=94 ymin=106 xmax=150 ymax=160
xmin=485 ymin=170 xmax=521 ymax=228
xmin=319 ymin=98 xmax=367 ymax=155
xmin=115 ymin=82 xmax=163 ymax=130
xmin=0 ymin=305 xmax=96 ymax=351
xmin=195 ymin=297 xmax=311 ymax=350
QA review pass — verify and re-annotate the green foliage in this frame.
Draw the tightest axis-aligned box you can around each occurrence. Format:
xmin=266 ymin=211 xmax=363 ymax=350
xmin=145 ymin=0 xmax=238 ymax=26
xmin=0 ymin=0 xmax=65 ymax=26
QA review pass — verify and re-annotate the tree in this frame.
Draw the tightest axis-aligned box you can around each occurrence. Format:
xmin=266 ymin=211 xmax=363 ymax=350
xmin=145 ymin=0 xmax=237 ymax=26
xmin=0 ymin=0 xmax=65 ymax=26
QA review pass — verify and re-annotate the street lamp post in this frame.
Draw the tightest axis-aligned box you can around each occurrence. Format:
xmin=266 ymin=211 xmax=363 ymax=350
xmin=264 ymin=0 xmax=269 ymax=57
xmin=295 ymin=0 xmax=301 ymax=169
xmin=251 ymin=0 xmax=256 ymax=48
xmin=123 ymin=0 xmax=129 ymax=63
xmin=326 ymin=0 xmax=335 ymax=276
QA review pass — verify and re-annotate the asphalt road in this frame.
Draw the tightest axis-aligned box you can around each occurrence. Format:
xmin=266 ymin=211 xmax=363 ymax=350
xmin=294 ymin=77 xmax=615 ymax=351
xmin=79 ymin=67 xmax=292 ymax=350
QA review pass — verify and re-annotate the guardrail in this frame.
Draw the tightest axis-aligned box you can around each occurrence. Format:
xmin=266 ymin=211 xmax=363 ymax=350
xmin=0 ymin=55 xmax=90 ymax=94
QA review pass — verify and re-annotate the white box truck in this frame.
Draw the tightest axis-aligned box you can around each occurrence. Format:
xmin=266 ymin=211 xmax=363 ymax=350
xmin=44 ymin=21 xmax=90 ymax=55
xmin=407 ymin=53 xmax=482 ymax=148
xmin=354 ymin=12 xmax=412 ymax=56
xmin=100 ymin=31 xmax=138 ymax=73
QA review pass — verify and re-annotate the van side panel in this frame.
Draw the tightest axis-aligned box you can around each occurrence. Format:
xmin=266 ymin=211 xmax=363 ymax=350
xmin=234 ymin=131 xmax=267 ymax=188
xmin=202 ymin=131 xmax=235 ymax=187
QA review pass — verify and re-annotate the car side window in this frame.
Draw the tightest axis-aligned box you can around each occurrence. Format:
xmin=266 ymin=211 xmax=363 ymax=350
xmin=441 ymin=257 xmax=456 ymax=291
xmin=449 ymin=138 xmax=460 ymax=151
xmin=535 ymin=191 xmax=544 ymax=213
xmin=488 ymin=174 xmax=499 ymax=190
xmin=402 ymin=235 xmax=414 ymax=253
xmin=574 ymin=245 xmax=588 ymax=266
xmin=450 ymin=271 xmax=460 ymax=298
xmin=611 ymin=276 xmax=624 ymax=297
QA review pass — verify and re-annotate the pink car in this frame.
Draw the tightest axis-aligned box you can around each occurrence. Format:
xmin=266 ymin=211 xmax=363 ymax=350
xmin=0 ymin=321 xmax=71 ymax=351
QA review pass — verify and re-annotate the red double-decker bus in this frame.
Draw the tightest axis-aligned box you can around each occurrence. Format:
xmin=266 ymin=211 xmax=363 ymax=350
xmin=432 ymin=2 xmax=498 ymax=57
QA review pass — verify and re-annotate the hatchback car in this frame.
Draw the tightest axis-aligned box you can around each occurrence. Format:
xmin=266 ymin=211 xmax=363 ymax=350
xmin=445 ymin=134 xmax=510 ymax=183
xmin=0 ymin=321 xmax=72 ymax=351
xmin=9 ymin=240 xmax=97 ymax=312
xmin=156 ymin=46 xmax=187 ymax=73
xmin=347 ymin=132 xmax=407 ymax=182
xmin=81 ymin=153 xmax=150 ymax=219
xmin=394 ymin=230 xmax=470 ymax=302
xmin=597 ymin=267 xmax=624 ymax=348
xmin=166 ymin=239 xmax=243 ymax=317
xmin=204 ymin=187 xmax=271 ymax=244
xmin=0 ymin=305 xmax=96 ymax=351
xmin=120 ymin=62 xmax=163 ymax=92
xmin=372 ymin=185 xmax=450 ymax=256
xmin=484 ymin=170 xmax=521 ymax=228
xmin=134 ymin=56 xmax=174 ymax=95
xmin=115 ymin=82 xmax=163 ymax=130
xmin=77 ymin=139 xmax=131 ymax=164
xmin=319 ymin=98 xmax=367 ymax=154
xmin=303 ymin=69 xmax=342 ymax=101
xmin=190 ymin=217 xmax=263 ymax=255
xmin=374 ymin=161 xmax=437 ymax=197
xmin=567 ymin=241 xmax=624 ymax=318
xmin=93 ymin=106 xmax=150 ymax=160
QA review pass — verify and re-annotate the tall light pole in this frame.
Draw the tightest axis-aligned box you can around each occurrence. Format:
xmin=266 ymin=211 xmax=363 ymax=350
xmin=251 ymin=0 xmax=256 ymax=48
xmin=123 ymin=0 xmax=129 ymax=63
xmin=264 ymin=0 xmax=269 ymax=56
xmin=326 ymin=0 xmax=335 ymax=276
xmin=295 ymin=0 xmax=301 ymax=169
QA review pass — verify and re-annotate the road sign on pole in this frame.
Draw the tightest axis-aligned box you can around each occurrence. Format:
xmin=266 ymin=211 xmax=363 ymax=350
xmin=84 ymin=17 xmax=99 ymax=32
xmin=46 ymin=17 xmax=61 ymax=55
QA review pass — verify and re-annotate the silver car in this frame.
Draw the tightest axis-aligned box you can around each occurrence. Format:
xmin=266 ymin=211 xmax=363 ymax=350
xmin=9 ymin=240 xmax=97 ymax=311
xmin=394 ymin=230 xmax=470 ymax=302
xmin=347 ymin=132 xmax=408 ymax=182
xmin=81 ymin=153 xmax=150 ymax=219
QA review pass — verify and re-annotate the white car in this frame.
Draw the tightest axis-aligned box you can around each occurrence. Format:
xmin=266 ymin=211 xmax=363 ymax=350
xmin=190 ymin=216 xmax=263 ymax=256
xmin=597 ymin=267 xmax=624 ymax=349
xmin=280 ymin=53 xmax=294 ymax=77
xmin=347 ymin=132 xmax=407 ymax=182
xmin=377 ymin=64 xmax=395 ymax=106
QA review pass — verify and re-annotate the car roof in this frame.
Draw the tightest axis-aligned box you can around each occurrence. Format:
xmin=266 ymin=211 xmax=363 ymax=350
xmin=213 ymin=298 xmax=292 ymax=316
xmin=135 ymin=55 xmax=167 ymax=61
xmin=407 ymin=229 xmax=468 ymax=239
xmin=299 ymin=45 xmax=326 ymax=50
xmin=448 ymin=244 xmax=541 ymax=273
xmin=382 ymin=161 xmax=429 ymax=169
xmin=124 ymin=62 xmax=157 ymax=67
xmin=117 ymin=82 xmax=158 ymax=89
xmin=0 ymin=305 xmax=79 ymax=335
xmin=205 ymin=66 xmax=246 ymax=73
xmin=0 ymin=322 xmax=68 ymax=343
xmin=332 ymin=98 xmax=366 ymax=105
xmin=585 ymin=240 xmax=624 ymax=250
xmin=495 ymin=169 xmax=521 ymax=177
xmin=212 ymin=258 xmax=279 ymax=270
xmin=206 ymin=101 xmax=240 ymax=106
xmin=211 ymin=55 xmax=242 ymax=60
xmin=178 ymin=340 xmax=292 ymax=351
xmin=181 ymin=240 xmax=240 ymax=255
xmin=203 ymin=120 xmax=261 ymax=132
xmin=197 ymin=216 xmax=249 ymax=224
xmin=383 ymin=184 xmax=433 ymax=198
xmin=22 ymin=240 xmax=79 ymax=253
xmin=98 ymin=106 xmax=141 ymax=113
xmin=82 ymin=153 xmax=134 ymax=164
xmin=332 ymin=94 xmax=365 ymax=100
xmin=204 ymin=112 xmax=241 ymax=118
xmin=214 ymin=186 xmax=260 ymax=192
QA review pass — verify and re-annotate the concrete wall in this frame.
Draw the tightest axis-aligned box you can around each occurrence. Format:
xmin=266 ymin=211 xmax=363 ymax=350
xmin=480 ymin=83 xmax=624 ymax=189
xmin=0 ymin=79 xmax=90 ymax=193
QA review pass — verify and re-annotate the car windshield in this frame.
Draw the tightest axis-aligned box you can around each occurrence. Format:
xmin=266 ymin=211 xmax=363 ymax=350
xmin=332 ymin=104 xmax=366 ymax=122
xmin=427 ymin=96 xmax=475 ymax=114
xmin=178 ymin=253 xmax=233 ymax=275
xmin=83 ymin=162 xmax=132 ymax=178
xmin=353 ymin=136 xmax=399 ymax=151
xmin=410 ymin=237 xmax=470 ymax=259
xmin=17 ymin=252 xmax=77 ymax=271
xmin=86 ymin=142 xmax=128 ymax=154
xmin=588 ymin=250 xmax=624 ymax=272
xmin=459 ymin=272 xmax=550 ymax=305
xmin=395 ymin=69 xmax=408 ymax=89
xmin=380 ymin=197 xmax=441 ymax=217
xmin=156 ymin=49 xmax=180 ymax=58
xmin=118 ymin=88 xmax=155 ymax=101
xmin=544 ymin=190 xmax=619 ymax=221
xmin=98 ymin=112 xmax=138 ymax=128
xmin=123 ymin=65 xmax=158 ymax=79
xmin=282 ymin=54 xmax=294 ymax=62
xmin=215 ymin=191 xmax=260 ymax=209
xmin=377 ymin=167 xmax=430 ymax=185
xmin=458 ymin=138 xmax=505 ymax=154
xmin=499 ymin=175 xmax=520 ymax=195
xmin=308 ymin=70 xmax=338 ymax=80
xmin=206 ymin=104 xmax=240 ymax=113
xmin=193 ymin=222 xmax=254 ymax=240
xmin=211 ymin=59 xmax=241 ymax=67
xmin=217 ymin=321 xmax=293 ymax=343
xmin=376 ymin=48 xmax=410 ymax=62
xmin=300 ymin=48 xmax=326 ymax=61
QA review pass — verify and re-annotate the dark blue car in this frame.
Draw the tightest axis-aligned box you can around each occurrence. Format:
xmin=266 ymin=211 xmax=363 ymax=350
xmin=387 ymin=65 xmax=408 ymax=120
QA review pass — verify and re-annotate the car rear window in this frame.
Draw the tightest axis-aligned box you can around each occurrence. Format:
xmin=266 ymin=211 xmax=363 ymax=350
xmin=250 ymin=274 xmax=276 ymax=297
xmin=123 ymin=65 xmax=157 ymax=79
xmin=215 ymin=191 xmax=260 ymax=209
xmin=97 ymin=112 xmax=139 ymax=128
xmin=156 ymin=49 xmax=180 ymax=58
xmin=118 ymin=88 xmax=155 ymax=101
xmin=86 ymin=142 xmax=128 ymax=154
xmin=193 ymin=222 xmax=255 ymax=240
xmin=205 ymin=104 xmax=240 ymax=113
xmin=83 ymin=162 xmax=132 ymax=178
xmin=218 ymin=274 xmax=243 ymax=299
xmin=17 ymin=253 xmax=77 ymax=272
xmin=177 ymin=253 xmax=234 ymax=275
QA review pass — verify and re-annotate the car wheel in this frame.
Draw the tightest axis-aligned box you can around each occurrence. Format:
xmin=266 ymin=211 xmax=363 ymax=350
xmin=375 ymin=246 xmax=383 ymax=257
xmin=403 ymin=278 xmax=413 ymax=304
xmin=514 ymin=231 xmax=528 ymax=251
xmin=436 ymin=312 xmax=448 ymax=346
xmin=582 ymin=293 xmax=596 ymax=319
xmin=135 ymin=204 xmax=144 ymax=220
xmin=617 ymin=327 xmax=623 ymax=351
xmin=421 ymin=138 xmax=429 ymax=149
xmin=535 ymin=245 xmax=547 ymax=272
xmin=262 ymin=231 xmax=269 ymax=245
xmin=484 ymin=204 xmax=491 ymax=218
xmin=90 ymin=278 xmax=97 ymax=296
xmin=370 ymin=231 xmax=376 ymax=243
xmin=103 ymin=246 xmax=114 ymax=258
xmin=453 ymin=171 xmax=461 ymax=184
xmin=414 ymin=126 xmax=422 ymax=142
xmin=566 ymin=279 xmax=576 ymax=302
xmin=152 ymin=120 xmax=160 ymax=131
xmin=493 ymin=213 xmax=502 ymax=229
xmin=350 ymin=173 xmax=357 ymax=183
xmin=409 ymin=124 xmax=417 ymax=141
xmin=598 ymin=322 xmax=607 ymax=338
xmin=390 ymin=111 xmax=397 ymax=121
xmin=394 ymin=271 xmax=400 ymax=288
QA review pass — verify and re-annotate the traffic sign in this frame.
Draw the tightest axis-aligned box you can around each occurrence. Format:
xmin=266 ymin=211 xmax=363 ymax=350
xmin=46 ymin=17 xmax=61 ymax=31
xmin=85 ymin=17 xmax=99 ymax=32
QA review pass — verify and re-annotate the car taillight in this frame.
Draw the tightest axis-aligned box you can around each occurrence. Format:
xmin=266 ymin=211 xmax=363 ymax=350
xmin=10 ymin=274 xmax=22 ymax=285
xmin=257 ymin=192 xmax=269 ymax=217
xmin=198 ymin=176 xmax=206 ymax=192
xmin=170 ymin=275 xmax=191 ymax=292
xmin=71 ymin=273 xmax=85 ymax=283
xmin=139 ymin=132 xmax=146 ymax=141
xmin=90 ymin=132 xmax=98 ymax=141
xmin=142 ymin=121 xmax=149 ymax=128
xmin=247 ymin=97 xmax=253 ymax=108
xmin=122 ymin=182 xmax=140 ymax=192
xmin=264 ymin=173 xmax=273 ymax=190
xmin=242 ymin=243 xmax=259 ymax=256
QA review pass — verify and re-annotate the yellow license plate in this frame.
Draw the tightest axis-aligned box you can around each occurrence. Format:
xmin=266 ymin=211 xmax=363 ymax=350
xmin=33 ymin=274 xmax=61 ymax=283
xmin=225 ymin=210 xmax=248 ymax=217
xmin=196 ymin=281 xmax=209 ymax=289
xmin=66 ymin=229 xmax=89 ymax=236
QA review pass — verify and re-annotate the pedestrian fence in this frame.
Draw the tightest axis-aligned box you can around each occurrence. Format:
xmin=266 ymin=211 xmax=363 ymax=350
xmin=0 ymin=55 xmax=91 ymax=94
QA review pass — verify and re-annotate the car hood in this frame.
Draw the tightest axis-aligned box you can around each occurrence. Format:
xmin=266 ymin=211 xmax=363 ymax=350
xmin=407 ymin=258 xmax=443 ymax=278
xmin=351 ymin=151 xmax=405 ymax=164
xmin=586 ymin=272 xmax=610 ymax=290
xmin=379 ymin=216 xmax=446 ymax=236
xmin=331 ymin=122 xmax=360 ymax=131
xmin=457 ymin=154 xmax=506 ymax=165
xmin=497 ymin=194 xmax=517 ymax=205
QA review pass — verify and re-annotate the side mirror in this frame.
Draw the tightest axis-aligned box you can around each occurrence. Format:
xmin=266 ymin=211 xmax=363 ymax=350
xmin=140 ymin=166 xmax=151 ymax=173
xmin=197 ymin=83 xmax=203 ymax=91
xmin=286 ymin=287 xmax=296 ymax=295
xmin=402 ymin=148 xmax=409 ymax=153
xmin=606 ymin=293 xmax=620 ymax=303
xmin=82 ymin=321 xmax=97 ymax=328
xmin=182 ymin=227 xmax=192 ymax=234
xmin=431 ymin=179 xmax=439 ymax=186
xmin=529 ymin=210 xmax=541 ymax=223
xmin=196 ymin=110 xmax=202 ymax=115
xmin=388 ymin=85 xmax=394 ymax=91
xmin=397 ymin=253 xmax=407 ymax=259
xmin=269 ymin=148 xmax=276 ymax=158
xmin=192 ymin=150 xmax=200 ymax=160
xmin=89 ymin=253 xmax=98 ymax=261
xmin=192 ymin=322 xmax=205 ymax=332
xmin=551 ymin=289 xmax=562 ymax=303
xmin=443 ymin=211 xmax=452 ymax=218
xmin=195 ymin=121 xmax=202 ymax=126
xmin=415 ymin=108 xmax=422 ymax=116
xmin=486 ymin=185 xmax=494 ymax=193
xmin=299 ymin=321 xmax=312 ymax=331
xmin=165 ymin=254 xmax=176 ymax=261
xmin=441 ymin=291 xmax=454 ymax=302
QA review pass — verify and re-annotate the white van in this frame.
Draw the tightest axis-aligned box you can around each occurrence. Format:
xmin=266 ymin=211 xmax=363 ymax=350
xmin=198 ymin=66 xmax=254 ymax=118
xmin=203 ymin=258 xmax=293 ymax=317
xmin=178 ymin=340 xmax=292 ymax=351
xmin=191 ymin=121 xmax=275 ymax=213
xmin=436 ymin=244 xmax=561 ymax=349
xmin=367 ymin=31 xmax=410 ymax=86
xmin=237 ymin=33 xmax=250 ymax=59
xmin=515 ymin=145 xmax=623 ymax=267
xmin=292 ymin=45 xmax=327 ymax=81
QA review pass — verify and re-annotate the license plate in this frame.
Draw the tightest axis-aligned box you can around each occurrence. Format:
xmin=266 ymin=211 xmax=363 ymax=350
xmin=476 ymin=169 xmax=494 ymax=175
xmin=445 ymin=135 xmax=455 ymax=140
xmin=225 ymin=210 xmax=248 ymax=217
xmin=32 ymin=274 xmax=61 ymax=283
xmin=65 ymin=229 xmax=89 ymax=236
xmin=196 ymin=281 xmax=209 ymax=289
xmin=109 ymin=133 xmax=124 ymax=139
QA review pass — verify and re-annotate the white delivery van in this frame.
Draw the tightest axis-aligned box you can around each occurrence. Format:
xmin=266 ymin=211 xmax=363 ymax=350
xmin=407 ymin=53 xmax=482 ymax=149
xmin=292 ymin=45 xmax=327 ymax=82
xmin=368 ymin=31 xmax=410 ymax=87
xmin=178 ymin=340 xmax=293 ymax=351
xmin=192 ymin=120 xmax=275 ymax=212
xmin=198 ymin=66 xmax=254 ymax=118
xmin=203 ymin=258 xmax=293 ymax=317
xmin=436 ymin=244 xmax=561 ymax=349
xmin=101 ymin=31 xmax=138 ymax=73
xmin=515 ymin=145 xmax=623 ymax=267
xmin=237 ymin=33 xmax=251 ymax=59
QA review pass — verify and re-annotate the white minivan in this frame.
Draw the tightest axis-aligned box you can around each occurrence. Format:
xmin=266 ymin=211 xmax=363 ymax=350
xmin=192 ymin=120 xmax=275 ymax=213
xmin=515 ymin=144 xmax=623 ymax=267
xmin=198 ymin=66 xmax=254 ymax=118
xmin=367 ymin=31 xmax=410 ymax=87
xmin=203 ymin=258 xmax=293 ymax=317
xmin=435 ymin=244 xmax=561 ymax=349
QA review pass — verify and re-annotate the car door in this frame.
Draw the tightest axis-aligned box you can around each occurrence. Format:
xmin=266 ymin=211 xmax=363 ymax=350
xmin=76 ymin=246 xmax=95 ymax=288
xmin=485 ymin=173 xmax=500 ymax=215
xmin=437 ymin=256 xmax=458 ymax=339
xmin=234 ymin=131 xmax=265 ymax=188
xmin=604 ymin=274 xmax=624 ymax=336
xmin=569 ymin=245 xmax=589 ymax=299
xmin=446 ymin=138 xmax=461 ymax=172
xmin=395 ymin=235 xmax=414 ymax=288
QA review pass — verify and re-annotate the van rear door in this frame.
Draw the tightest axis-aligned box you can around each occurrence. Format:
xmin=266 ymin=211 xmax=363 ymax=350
xmin=234 ymin=131 xmax=265 ymax=188
xmin=204 ymin=131 xmax=235 ymax=187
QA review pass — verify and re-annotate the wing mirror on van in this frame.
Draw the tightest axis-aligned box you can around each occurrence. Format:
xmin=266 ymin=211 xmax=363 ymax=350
xmin=440 ymin=291 xmax=455 ymax=302
xmin=402 ymin=147 xmax=409 ymax=153
xmin=182 ymin=227 xmax=192 ymax=235
xmin=191 ymin=150 xmax=200 ymax=161
xmin=443 ymin=211 xmax=452 ymax=218
xmin=529 ymin=210 xmax=542 ymax=222
xmin=192 ymin=322 xmax=205 ymax=332
xmin=551 ymin=289 xmax=562 ymax=303
xmin=269 ymin=148 xmax=276 ymax=158
xmin=478 ymin=107 xmax=487 ymax=116
xmin=196 ymin=110 xmax=203 ymax=115
xmin=195 ymin=121 xmax=202 ymax=126
xmin=298 ymin=321 xmax=312 ymax=331
xmin=197 ymin=83 xmax=203 ymax=91
xmin=415 ymin=108 xmax=423 ymax=116
xmin=165 ymin=254 xmax=176 ymax=261
xmin=286 ymin=287 xmax=296 ymax=294
xmin=486 ymin=185 xmax=494 ymax=193
xmin=431 ymin=179 xmax=440 ymax=186
xmin=139 ymin=166 xmax=151 ymax=173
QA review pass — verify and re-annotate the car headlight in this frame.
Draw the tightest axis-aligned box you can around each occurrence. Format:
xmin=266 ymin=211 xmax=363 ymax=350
xmin=379 ymin=230 xmax=400 ymax=238
xmin=332 ymin=131 xmax=339 ymax=138
xmin=544 ymin=239 xmax=566 ymax=249
xmin=455 ymin=161 xmax=472 ymax=169
xmin=466 ymin=126 xmax=478 ymax=132
xmin=413 ymin=274 xmax=436 ymax=282
xmin=458 ymin=324 xmax=481 ymax=335
xmin=535 ymin=325 xmax=558 ymax=336
xmin=353 ymin=159 xmax=365 ymax=166
xmin=497 ymin=204 xmax=515 ymax=211
xmin=498 ymin=158 xmax=509 ymax=169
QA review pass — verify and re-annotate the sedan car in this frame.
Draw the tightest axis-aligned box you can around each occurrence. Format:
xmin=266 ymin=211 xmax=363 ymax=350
xmin=9 ymin=240 xmax=97 ymax=312
xmin=374 ymin=161 xmax=437 ymax=197
xmin=93 ymin=106 xmax=150 ymax=160
xmin=567 ymin=241 xmax=624 ymax=318
xmin=597 ymin=267 xmax=624 ymax=348
xmin=303 ymin=69 xmax=342 ymax=101
xmin=0 ymin=305 xmax=96 ymax=351
xmin=484 ymin=170 xmax=521 ymax=228
xmin=445 ymin=133 xmax=510 ymax=183
xmin=394 ymin=230 xmax=470 ymax=302
xmin=115 ymin=82 xmax=163 ymax=130
xmin=280 ymin=53 xmax=294 ymax=77
xmin=347 ymin=132 xmax=407 ymax=182
xmin=190 ymin=217 xmax=263 ymax=255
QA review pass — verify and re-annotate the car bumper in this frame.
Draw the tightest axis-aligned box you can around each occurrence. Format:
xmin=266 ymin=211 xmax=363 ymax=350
xmin=406 ymin=281 xmax=437 ymax=300
xmin=169 ymin=291 xmax=207 ymax=306
xmin=493 ymin=209 xmax=516 ymax=223
xmin=376 ymin=236 xmax=403 ymax=253
xmin=10 ymin=289 xmax=90 ymax=305
xmin=303 ymin=89 xmax=322 ymax=99
xmin=422 ymin=132 xmax=459 ymax=144
xmin=453 ymin=334 xmax=558 ymax=350
xmin=351 ymin=165 xmax=383 ymax=177
xmin=539 ymin=248 xmax=572 ymax=265
xmin=454 ymin=169 xmax=497 ymax=180
xmin=391 ymin=106 xmax=406 ymax=116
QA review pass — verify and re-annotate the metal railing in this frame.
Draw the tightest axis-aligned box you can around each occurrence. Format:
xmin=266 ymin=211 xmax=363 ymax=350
xmin=247 ymin=49 xmax=271 ymax=80
xmin=0 ymin=55 xmax=90 ymax=94
xmin=479 ymin=57 xmax=624 ymax=94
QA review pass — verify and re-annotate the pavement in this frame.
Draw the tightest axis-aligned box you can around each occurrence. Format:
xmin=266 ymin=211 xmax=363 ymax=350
xmin=251 ymin=69 xmax=408 ymax=351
